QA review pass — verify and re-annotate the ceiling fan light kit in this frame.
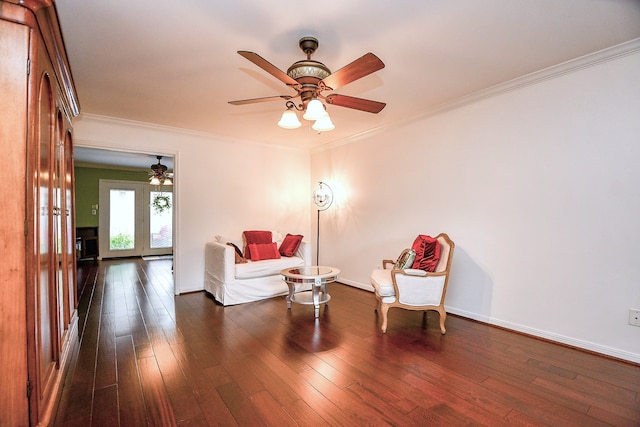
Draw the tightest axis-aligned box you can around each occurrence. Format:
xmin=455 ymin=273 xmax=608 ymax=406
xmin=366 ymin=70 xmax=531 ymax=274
xmin=277 ymin=106 xmax=302 ymax=129
xmin=231 ymin=36 xmax=385 ymax=133
xmin=149 ymin=156 xmax=173 ymax=186
xmin=312 ymin=114 xmax=335 ymax=132
xmin=302 ymin=98 xmax=327 ymax=121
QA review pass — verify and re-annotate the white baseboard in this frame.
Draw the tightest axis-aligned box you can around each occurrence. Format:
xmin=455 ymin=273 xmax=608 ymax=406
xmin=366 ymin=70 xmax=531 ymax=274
xmin=338 ymin=278 xmax=374 ymax=292
xmin=445 ymin=307 xmax=640 ymax=364
xmin=339 ymin=281 xmax=640 ymax=364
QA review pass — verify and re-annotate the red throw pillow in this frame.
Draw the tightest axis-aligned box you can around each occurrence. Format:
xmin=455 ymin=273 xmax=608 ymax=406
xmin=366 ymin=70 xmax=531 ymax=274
xmin=279 ymin=234 xmax=303 ymax=257
xmin=248 ymin=242 xmax=281 ymax=261
xmin=243 ymin=230 xmax=272 ymax=259
xmin=410 ymin=235 xmax=441 ymax=272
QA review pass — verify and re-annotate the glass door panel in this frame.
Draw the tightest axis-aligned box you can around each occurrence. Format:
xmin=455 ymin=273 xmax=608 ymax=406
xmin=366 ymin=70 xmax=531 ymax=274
xmin=99 ymin=180 xmax=173 ymax=258
xmin=109 ymin=189 xmax=135 ymax=250
xmin=99 ymin=181 xmax=144 ymax=258
xmin=149 ymin=191 xmax=172 ymax=249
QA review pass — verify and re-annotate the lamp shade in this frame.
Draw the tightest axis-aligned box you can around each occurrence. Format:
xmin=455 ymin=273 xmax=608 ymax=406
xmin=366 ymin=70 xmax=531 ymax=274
xmin=150 ymin=176 xmax=161 ymax=186
xmin=303 ymin=99 xmax=326 ymax=121
xmin=312 ymin=114 xmax=335 ymax=132
xmin=313 ymin=182 xmax=333 ymax=210
xmin=277 ymin=109 xmax=302 ymax=129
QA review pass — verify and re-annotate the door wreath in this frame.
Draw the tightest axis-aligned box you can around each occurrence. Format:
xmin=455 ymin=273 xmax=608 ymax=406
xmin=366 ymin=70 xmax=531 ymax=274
xmin=152 ymin=194 xmax=172 ymax=214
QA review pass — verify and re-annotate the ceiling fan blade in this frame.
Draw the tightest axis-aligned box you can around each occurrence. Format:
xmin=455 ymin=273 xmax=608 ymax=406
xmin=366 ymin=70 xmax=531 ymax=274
xmin=237 ymin=51 xmax=298 ymax=86
xmin=320 ymin=53 xmax=385 ymax=91
xmin=228 ymin=95 xmax=293 ymax=105
xmin=325 ymin=94 xmax=386 ymax=113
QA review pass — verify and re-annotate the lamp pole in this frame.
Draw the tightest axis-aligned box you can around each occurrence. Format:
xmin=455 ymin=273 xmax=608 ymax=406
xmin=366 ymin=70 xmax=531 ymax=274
xmin=316 ymin=208 xmax=321 ymax=266
xmin=313 ymin=182 xmax=333 ymax=266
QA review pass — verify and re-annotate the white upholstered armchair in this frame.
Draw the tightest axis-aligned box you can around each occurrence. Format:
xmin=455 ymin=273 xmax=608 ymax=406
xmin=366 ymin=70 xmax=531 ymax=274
xmin=370 ymin=233 xmax=455 ymax=334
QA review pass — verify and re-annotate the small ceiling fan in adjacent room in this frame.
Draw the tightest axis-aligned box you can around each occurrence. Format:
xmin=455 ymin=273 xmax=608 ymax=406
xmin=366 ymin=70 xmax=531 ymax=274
xmin=149 ymin=156 xmax=173 ymax=186
xmin=229 ymin=36 xmax=386 ymax=132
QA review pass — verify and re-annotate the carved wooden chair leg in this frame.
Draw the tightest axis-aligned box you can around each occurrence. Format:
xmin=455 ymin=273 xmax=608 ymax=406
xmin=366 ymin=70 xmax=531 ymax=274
xmin=438 ymin=309 xmax=446 ymax=334
xmin=380 ymin=304 xmax=389 ymax=333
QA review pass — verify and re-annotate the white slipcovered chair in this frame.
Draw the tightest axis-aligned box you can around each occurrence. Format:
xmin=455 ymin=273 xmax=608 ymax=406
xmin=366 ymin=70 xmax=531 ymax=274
xmin=370 ymin=233 xmax=455 ymax=334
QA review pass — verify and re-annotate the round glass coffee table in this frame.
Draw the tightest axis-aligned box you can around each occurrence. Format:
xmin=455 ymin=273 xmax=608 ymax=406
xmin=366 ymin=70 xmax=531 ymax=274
xmin=281 ymin=266 xmax=340 ymax=318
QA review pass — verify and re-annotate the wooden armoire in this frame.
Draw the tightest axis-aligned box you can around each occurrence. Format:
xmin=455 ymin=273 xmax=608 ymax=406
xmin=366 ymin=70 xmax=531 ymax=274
xmin=1 ymin=1 xmax=80 ymax=425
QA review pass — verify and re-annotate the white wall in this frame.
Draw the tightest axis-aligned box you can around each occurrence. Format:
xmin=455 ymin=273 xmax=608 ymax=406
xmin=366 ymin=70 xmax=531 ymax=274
xmin=73 ymin=116 xmax=311 ymax=294
xmin=312 ymin=48 xmax=640 ymax=362
xmin=73 ymin=45 xmax=640 ymax=363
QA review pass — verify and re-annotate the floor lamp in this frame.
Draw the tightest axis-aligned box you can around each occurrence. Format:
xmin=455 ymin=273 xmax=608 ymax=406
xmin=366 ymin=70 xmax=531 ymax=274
xmin=313 ymin=182 xmax=333 ymax=266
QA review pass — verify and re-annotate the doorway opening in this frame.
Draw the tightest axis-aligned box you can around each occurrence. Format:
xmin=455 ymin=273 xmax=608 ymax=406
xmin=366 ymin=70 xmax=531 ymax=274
xmin=99 ymin=180 xmax=173 ymax=259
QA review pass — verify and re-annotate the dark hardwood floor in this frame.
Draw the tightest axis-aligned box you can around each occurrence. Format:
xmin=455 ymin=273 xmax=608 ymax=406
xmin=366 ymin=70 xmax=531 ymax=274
xmin=54 ymin=258 xmax=640 ymax=426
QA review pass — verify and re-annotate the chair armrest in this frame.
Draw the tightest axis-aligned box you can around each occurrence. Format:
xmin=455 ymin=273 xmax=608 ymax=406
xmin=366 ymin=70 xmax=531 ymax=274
xmin=403 ymin=268 xmax=427 ymax=276
xmin=382 ymin=259 xmax=395 ymax=269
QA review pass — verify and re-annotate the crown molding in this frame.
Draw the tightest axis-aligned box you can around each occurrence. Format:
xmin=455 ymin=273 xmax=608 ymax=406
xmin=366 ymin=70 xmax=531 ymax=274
xmin=76 ymin=113 xmax=308 ymax=153
xmin=313 ymin=37 xmax=640 ymax=153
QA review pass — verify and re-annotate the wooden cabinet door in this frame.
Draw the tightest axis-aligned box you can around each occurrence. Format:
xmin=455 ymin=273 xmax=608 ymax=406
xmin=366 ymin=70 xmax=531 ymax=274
xmin=61 ymin=127 xmax=77 ymax=326
xmin=53 ymin=111 xmax=77 ymax=342
xmin=32 ymin=68 xmax=60 ymax=421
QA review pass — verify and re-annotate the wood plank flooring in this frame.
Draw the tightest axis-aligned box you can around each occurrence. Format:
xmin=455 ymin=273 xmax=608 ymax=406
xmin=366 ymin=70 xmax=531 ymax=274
xmin=55 ymin=258 xmax=640 ymax=426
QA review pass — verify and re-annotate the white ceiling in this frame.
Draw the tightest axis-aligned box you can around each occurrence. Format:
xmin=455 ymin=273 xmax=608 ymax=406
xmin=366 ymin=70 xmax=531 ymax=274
xmin=57 ymin=0 xmax=640 ymax=166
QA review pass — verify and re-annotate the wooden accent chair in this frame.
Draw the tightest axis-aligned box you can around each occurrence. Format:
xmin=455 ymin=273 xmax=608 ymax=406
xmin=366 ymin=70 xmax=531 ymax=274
xmin=370 ymin=233 xmax=455 ymax=334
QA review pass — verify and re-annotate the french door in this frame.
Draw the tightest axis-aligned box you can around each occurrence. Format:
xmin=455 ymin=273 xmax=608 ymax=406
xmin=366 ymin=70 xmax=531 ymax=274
xmin=98 ymin=180 xmax=173 ymax=258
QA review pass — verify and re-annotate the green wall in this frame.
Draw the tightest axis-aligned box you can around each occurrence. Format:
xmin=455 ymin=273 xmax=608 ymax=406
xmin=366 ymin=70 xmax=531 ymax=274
xmin=75 ymin=166 xmax=149 ymax=227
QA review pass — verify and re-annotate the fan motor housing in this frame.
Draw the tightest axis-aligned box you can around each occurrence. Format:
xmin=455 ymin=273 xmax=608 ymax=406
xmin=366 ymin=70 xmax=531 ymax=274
xmin=287 ymin=60 xmax=331 ymax=84
xmin=287 ymin=36 xmax=331 ymax=87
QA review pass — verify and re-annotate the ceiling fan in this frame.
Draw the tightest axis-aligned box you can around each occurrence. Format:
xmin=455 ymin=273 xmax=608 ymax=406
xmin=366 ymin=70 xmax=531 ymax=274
xmin=149 ymin=156 xmax=173 ymax=186
xmin=229 ymin=36 xmax=386 ymax=130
